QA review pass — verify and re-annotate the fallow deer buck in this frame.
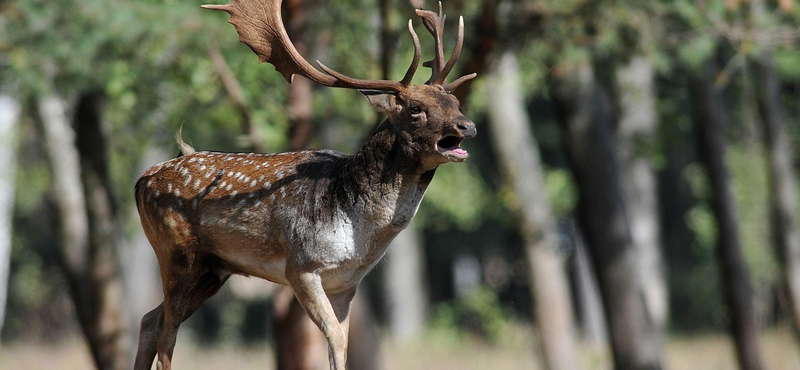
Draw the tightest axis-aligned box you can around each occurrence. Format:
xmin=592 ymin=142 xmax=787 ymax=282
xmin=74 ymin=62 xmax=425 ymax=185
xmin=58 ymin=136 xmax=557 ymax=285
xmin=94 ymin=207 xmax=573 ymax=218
xmin=133 ymin=1 xmax=476 ymax=369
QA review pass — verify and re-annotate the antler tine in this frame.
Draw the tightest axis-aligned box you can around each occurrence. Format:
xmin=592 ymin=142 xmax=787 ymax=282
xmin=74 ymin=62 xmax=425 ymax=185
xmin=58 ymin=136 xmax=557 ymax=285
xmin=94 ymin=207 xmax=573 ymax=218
xmin=416 ymin=2 xmax=446 ymax=84
xmin=441 ymin=72 xmax=477 ymax=93
xmin=400 ymin=19 xmax=422 ymax=86
xmin=435 ymin=15 xmax=464 ymax=85
xmin=415 ymin=2 xmax=474 ymax=89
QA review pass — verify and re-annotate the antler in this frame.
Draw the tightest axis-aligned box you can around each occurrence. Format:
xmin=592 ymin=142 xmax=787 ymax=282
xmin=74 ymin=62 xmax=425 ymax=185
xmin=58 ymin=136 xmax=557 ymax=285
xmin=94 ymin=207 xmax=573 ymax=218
xmin=203 ymin=0 xmax=474 ymax=92
xmin=203 ymin=0 xmax=417 ymax=91
xmin=415 ymin=2 xmax=476 ymax=91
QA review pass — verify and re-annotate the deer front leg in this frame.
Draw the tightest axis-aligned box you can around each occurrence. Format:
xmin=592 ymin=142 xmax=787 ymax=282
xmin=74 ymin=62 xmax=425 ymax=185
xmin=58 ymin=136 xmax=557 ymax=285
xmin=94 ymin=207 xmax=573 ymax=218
xmin=326 ymin=285 xmax=358 ymax=367
xmin=288 ymin=270 xmax=357 ymax=370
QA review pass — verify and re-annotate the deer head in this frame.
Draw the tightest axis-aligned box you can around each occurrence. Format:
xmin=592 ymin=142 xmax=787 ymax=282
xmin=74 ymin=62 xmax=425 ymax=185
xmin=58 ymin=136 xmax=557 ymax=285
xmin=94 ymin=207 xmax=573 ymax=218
xmin=202 ymin=0 xmax=476 ymax=171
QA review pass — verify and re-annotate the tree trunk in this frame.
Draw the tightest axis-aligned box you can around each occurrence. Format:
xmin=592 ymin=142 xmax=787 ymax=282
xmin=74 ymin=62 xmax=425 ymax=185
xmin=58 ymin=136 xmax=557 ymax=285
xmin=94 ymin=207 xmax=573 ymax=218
xmin=38 ymin=92 xmax=130 ymax=370
xmin=749 ymin=32 xmax=800 ymax=338
xmin=286 ymin=0 xmax=314 ymax=151
xmin=610 ymin=55 xmax=668 ymax=334
xmin=346 ymin=287 xmax=383 ymax=370
xmin=452 ymin=0 xmax=498 ymax=105
xmin=0 ymin=93 xmax=20 ymax=340
xmin=689 ymin=59 xmax=764 ymax=370
xmin=274 ymin=286 xmax=329 ymax=370
xmin=550 ymin=62 xmax=663 ymax=370
xmin=121 ymin=145 xmax=169 ymax=359
xmin=487 ymin=52 xmax=581 ymax=370
xmin=572 ymin=221 xmax=608 ymax=349
xmin=207 ymin=43 xmax=264 ymax=153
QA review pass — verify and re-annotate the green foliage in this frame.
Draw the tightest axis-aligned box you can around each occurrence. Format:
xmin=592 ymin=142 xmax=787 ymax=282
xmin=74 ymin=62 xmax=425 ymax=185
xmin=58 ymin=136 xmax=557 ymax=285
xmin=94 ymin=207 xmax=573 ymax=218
xmin=418 ymin=162 xmax=494 ymax=231
xmin=678 ymin=34 xmax=717 ymax=70
xmin=544 ymin=168 xmax=578 ymax=217
xmin=8 ymin=243 xmax=48 ymax=316
xmin=774 ymin=48 xmax=800 ymax=79
xmin=727 ymin=142 xmax=777 ymax=296
xmin=675 ymin=141 xmax=779 ymax=330
xmin=429 ymin=286 xmax=512 ymax=344
xmin=677 ymin=165 xmax=726 ymax=330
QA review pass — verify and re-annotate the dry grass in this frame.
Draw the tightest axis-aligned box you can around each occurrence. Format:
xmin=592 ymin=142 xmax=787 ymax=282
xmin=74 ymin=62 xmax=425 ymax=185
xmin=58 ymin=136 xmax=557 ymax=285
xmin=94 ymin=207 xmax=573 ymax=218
xmin=2 ymin=326 xmax=799 ymax=369
xmin=664 ymin=327 xmax=800 ymax=370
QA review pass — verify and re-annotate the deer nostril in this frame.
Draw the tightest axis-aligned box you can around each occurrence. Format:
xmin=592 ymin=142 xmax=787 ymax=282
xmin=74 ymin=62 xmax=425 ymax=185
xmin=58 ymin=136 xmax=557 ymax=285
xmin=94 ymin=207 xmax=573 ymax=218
xmin=456 ymin=119 xmax=477 ymax=137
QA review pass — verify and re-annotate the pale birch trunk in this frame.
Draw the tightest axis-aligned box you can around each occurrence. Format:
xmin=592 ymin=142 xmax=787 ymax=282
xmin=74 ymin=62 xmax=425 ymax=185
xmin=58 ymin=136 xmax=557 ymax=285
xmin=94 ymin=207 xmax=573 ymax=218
xmin=38 ymin=93 xmax=130 ymax=370
xmin=0 ymin=93 xmax=20 ymax=340
xmin=487 ymin=52 xmax=581 ymax=370
xmin=748 ymin=1 xmax=800 ymax=336
xmin=612 ymin=56 xmax=668 ymax=334
xmin=122 ymin=145 xmax=169 ymax=361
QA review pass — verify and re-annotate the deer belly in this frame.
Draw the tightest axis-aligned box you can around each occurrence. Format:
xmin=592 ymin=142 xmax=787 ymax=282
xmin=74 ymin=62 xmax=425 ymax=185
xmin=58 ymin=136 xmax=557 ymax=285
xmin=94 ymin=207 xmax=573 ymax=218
xmin=213 ymin=241 xmax=290 ymax=285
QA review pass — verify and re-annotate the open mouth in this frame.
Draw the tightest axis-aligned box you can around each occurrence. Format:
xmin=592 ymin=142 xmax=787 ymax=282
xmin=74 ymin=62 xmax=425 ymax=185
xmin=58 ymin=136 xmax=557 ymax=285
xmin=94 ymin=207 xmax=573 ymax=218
xmin=436 ymin=135 xmax=468 ymax=160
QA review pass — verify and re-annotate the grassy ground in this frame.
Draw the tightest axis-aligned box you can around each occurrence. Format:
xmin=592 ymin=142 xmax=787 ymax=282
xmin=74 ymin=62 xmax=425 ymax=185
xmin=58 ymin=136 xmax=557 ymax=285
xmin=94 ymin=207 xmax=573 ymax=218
xmin=2 ymin=325 xmax=799 ymax=369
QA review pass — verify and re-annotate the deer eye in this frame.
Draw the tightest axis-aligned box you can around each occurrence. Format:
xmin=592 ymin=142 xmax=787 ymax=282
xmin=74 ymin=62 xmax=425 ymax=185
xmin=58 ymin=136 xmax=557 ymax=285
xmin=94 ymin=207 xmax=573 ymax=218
xmin=409 ymin=106 xmax=423 ymax=115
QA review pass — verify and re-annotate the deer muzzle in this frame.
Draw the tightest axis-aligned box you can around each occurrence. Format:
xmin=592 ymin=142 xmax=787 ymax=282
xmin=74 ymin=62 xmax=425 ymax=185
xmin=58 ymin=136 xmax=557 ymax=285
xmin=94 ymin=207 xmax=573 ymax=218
xmin=437 ymin=117 xmax=476 ymax=161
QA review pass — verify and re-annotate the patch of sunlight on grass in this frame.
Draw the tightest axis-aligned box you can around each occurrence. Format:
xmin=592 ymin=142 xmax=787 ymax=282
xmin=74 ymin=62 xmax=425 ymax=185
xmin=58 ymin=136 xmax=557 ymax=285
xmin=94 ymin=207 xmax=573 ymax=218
xmin=169 ymin=335 xmax=276 ymax=370
xmin=384 ymin=322 xmax=541 ymax=370
xmin=665 ymin=327 xmax=800 ymax=370
xmin=0 ymin=336 xmax=94 ymax=370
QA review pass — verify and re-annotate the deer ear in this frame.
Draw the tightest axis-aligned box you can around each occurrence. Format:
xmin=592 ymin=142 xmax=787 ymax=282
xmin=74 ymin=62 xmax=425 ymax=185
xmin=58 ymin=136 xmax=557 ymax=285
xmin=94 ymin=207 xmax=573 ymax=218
xmin=360 ymin=90 xmax=398 ymax=114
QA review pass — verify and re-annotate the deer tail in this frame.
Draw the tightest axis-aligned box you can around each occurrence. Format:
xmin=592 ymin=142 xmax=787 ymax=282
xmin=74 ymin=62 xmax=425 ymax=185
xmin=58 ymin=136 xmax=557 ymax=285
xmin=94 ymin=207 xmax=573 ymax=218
xmin=175 ymin=125 xmax=195 ymax=156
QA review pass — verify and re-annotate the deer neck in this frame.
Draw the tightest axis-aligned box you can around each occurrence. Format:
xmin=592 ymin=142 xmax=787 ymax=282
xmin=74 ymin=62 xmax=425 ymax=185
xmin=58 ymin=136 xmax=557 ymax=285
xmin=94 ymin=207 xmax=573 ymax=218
xmin=340 ymin=120 xmax=436 ymax=227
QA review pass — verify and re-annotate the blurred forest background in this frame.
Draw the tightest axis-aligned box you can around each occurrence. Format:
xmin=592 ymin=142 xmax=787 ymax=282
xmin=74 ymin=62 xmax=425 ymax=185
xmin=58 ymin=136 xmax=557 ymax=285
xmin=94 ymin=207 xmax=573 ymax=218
xmin=1 ymin=0 xmax=800 ymax=369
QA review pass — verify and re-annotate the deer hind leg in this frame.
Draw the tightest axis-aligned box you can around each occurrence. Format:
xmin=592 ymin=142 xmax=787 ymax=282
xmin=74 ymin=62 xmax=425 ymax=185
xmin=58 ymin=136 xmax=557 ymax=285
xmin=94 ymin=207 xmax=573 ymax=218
xmin=288 ymin=270 xmax=357 ymax=370
xmin=134 ymin=303 xmax=164 ymax=370
xmin=137 ymin=251 xmax=229 ymax=370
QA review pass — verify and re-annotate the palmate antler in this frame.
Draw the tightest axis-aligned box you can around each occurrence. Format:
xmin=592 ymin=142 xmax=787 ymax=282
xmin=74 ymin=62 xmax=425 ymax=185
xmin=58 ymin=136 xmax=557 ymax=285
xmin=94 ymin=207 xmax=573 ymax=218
xmin=202 ymin=0 xmax=475 ymax=92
